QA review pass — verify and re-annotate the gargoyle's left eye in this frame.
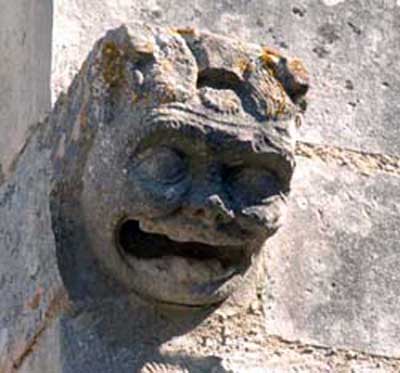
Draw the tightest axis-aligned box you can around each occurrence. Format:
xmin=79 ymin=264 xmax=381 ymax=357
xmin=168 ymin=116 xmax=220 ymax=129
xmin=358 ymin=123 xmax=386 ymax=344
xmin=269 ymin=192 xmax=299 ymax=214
xmin=135 ymin=147 xmax=187 ymax=185
xmin=224 ymin=166 xmax=281 ymax=204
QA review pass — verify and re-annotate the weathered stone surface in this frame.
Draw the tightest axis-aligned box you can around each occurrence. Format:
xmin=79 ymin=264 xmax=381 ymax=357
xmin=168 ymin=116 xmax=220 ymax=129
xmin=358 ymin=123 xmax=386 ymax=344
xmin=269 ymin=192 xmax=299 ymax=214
xmin=48 ymin=22 xmax=306 ymax=309
xmin=265 ymin=156 xmax=400 ymax=357
xmin=53 ymin=0 xmax=400 ymax=156
xmin=1 ymin=23 xmax=312 ymax=372
xmin=2 ymin=2 xmax=400 ymax=371
xmin=0 ymin=0 xmax=52 ymax=177
xmin=0 ymin=125 xmax=66 ymax=372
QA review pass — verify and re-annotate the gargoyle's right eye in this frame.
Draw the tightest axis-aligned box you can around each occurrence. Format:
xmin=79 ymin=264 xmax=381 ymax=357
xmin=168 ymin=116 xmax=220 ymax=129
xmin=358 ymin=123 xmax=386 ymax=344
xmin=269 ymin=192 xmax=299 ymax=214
xmin=135 ymin=146 xmax=187 ymax=185
xmin=223 ymin=166 xmax=281 ymax=205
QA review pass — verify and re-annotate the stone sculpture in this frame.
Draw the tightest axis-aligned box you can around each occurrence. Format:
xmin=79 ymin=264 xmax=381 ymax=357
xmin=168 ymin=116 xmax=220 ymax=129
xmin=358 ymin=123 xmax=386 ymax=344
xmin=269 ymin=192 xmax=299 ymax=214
xmin=0 ymin=23 xmax=308 ymax=371
xmin=49 ymin=24 xmax=308 ymax=308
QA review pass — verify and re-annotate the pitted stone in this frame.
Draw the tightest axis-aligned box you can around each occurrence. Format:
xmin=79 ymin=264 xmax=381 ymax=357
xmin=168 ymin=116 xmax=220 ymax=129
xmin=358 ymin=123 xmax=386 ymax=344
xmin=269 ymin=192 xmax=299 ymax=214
xmin=43 ymin=23 xmax=308 ymax=308
xmin=1 ymin=22 xmax=310 ymax=372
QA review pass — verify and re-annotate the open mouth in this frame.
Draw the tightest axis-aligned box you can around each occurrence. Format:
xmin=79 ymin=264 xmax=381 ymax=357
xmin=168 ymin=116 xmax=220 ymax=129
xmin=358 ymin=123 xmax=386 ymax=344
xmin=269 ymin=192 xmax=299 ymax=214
xmin=115 ymin=219 xmax=250 ymax=306
xmin=117 ymin=219 xmax=246 ymax=267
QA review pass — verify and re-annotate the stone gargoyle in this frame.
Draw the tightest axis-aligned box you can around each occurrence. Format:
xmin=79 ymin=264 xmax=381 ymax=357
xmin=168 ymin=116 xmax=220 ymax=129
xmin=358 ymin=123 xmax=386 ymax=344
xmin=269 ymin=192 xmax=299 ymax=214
xmin=0 ymin=23 xmax=308 ymax=372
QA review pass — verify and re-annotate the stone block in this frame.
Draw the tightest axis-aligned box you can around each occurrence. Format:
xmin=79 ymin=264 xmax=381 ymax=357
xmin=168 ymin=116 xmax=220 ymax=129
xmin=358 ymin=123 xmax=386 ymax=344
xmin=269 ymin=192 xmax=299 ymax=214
xmin=265 ymin=156 xmax=400 ymax=357
xmin=0 ymin=0 xmax=52 ymax=177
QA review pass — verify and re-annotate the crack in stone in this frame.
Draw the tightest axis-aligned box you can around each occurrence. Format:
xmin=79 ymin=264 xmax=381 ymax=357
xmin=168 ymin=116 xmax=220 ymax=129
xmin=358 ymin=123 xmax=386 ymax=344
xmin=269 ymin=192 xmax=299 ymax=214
xmin=296 ymin=141 xmax=400 ymax=176
xmin=263 ymin=334 xmax=400 ymax=366
xmin=6 ymin=289 xmax=69 ymax=373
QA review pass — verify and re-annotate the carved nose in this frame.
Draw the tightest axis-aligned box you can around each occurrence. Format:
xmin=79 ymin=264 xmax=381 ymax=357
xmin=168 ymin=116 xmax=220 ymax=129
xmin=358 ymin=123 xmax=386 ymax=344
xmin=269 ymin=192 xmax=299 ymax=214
xmin=193 ymin=194 xmax=234 ymax=224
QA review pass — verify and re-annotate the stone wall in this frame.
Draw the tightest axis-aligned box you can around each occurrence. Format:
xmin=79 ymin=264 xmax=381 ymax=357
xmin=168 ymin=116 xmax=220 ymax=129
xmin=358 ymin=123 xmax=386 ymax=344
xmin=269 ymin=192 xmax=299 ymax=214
xmin=1 ymin=1 xmax=400 ymax=372
xmin=52 ymin=0 xmax=400 ymax=156
xmin=52 ymin=0 xmax=400 ymax=356
xmin=0 ymin=0 xmax=52 ymax=177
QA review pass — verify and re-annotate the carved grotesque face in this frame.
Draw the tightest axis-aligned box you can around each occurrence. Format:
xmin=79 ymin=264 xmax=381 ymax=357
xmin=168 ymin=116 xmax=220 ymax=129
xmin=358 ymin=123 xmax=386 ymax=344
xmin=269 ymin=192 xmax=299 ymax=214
xmin=51 ymin=25 xmax=308 ymax=308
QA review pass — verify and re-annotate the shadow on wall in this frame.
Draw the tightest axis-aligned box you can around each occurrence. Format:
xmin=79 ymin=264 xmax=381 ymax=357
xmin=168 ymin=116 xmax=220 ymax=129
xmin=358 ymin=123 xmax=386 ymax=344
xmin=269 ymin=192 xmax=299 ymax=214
xmin=58 ymin=287 xmax=229 ymax=371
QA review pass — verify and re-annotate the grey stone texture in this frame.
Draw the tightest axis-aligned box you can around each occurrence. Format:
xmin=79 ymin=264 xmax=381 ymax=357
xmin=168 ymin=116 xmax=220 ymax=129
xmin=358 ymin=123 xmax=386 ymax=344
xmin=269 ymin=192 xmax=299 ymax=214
xmin=265 ymin=157 xmax=400 ymax=357
xmin=0 ymin=123 xmax=65 ymax=372
xmin=0 ymin=23 xmax=311 ymax=372
xmin=48 ymin=22 xmax=307 ymax=309
xmin=0 ymin=0 xmax=52 ymax=176
xmin=53 ymin=0 xmax=400 ymax=156
xmin=0 ymin=1 xmax=400 ymax=372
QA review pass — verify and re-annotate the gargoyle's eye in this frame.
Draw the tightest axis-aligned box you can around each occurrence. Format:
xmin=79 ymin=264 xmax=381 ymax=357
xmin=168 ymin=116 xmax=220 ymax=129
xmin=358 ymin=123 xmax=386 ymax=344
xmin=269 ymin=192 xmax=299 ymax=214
xmin=135 ymin=146 xmax=187 ymax=185
xmin=224 ymin=167 xmax=281 ymax=204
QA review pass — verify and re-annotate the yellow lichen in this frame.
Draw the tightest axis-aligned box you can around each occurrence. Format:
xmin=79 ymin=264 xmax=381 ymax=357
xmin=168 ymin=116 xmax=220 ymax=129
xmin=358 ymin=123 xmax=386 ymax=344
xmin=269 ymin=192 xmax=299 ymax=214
xmin=234 ymin=57 xmax=252 ymax=75
xmin=260 ymin=51 xmax=280 ymax=90
xmin=258 ymin=68 xmax=289 ymax=119
xmin=174 ymin=27 xmax=197 ymax=37
xmin=260 ymin=47 xmax=282 ymax=68
xmin=101 ymin=41 xmax=125 ymax=87
xmin=288 ymin=57 xmax=309 ymax=82
xmin=259 ymin=48 xmax=296 ymax=118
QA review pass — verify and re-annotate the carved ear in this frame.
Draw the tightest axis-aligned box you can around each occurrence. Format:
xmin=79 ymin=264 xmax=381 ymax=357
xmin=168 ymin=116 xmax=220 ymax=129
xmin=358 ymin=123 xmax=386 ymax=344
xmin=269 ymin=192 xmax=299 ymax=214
xmin=261 ymin=48 xmax=309 ymax=110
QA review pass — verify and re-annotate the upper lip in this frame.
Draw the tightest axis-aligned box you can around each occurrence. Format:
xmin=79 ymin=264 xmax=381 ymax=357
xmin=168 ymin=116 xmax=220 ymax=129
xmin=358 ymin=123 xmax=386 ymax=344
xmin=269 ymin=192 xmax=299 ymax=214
xmin=117 ymin=218 xmax=250 ymax=269
xmin=138 ymin=213 xmax=252 ymax=247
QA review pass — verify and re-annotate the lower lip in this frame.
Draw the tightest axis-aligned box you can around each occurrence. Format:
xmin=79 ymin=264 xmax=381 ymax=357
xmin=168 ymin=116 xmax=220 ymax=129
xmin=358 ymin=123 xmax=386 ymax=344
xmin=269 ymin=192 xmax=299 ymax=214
xmin=121 ymin=254 xmax=245 ymax=306
xmin=115 ymin=219 xmax=248 ymax=306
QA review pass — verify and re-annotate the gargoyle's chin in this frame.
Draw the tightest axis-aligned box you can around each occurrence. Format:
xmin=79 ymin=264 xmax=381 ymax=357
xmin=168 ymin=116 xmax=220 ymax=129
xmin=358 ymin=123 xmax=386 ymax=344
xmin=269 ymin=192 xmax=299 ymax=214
xmin=114 ymin=219 xmax=253 ymax=307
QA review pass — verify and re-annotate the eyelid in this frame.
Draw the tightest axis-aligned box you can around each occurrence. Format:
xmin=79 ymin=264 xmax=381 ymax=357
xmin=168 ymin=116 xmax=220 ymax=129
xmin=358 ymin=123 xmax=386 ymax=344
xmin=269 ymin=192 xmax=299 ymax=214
xmin=135 ymin=145 xmax=170 ymax=160
xmin=223 ymin=164 xmax=278 ymax=181
xmin=133 ymin=146 xmax=187 ymax=184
